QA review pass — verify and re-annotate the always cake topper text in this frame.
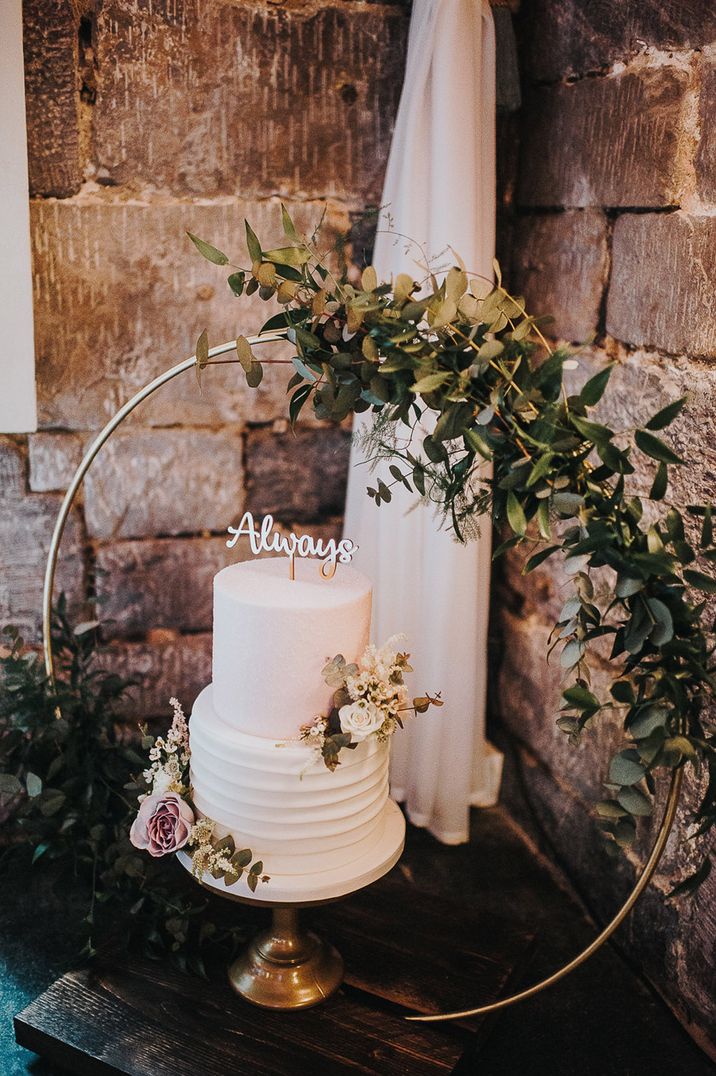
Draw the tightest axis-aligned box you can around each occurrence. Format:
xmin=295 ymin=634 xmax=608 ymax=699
xmin=226 ymin=512 xmax=356 ymax=579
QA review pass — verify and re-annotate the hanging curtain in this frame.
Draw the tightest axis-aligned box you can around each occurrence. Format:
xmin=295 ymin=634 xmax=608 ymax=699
xmin=343 ymin=0 xmax=501 ymax=844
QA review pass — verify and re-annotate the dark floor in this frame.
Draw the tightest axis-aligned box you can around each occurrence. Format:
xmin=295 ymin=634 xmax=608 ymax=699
xmin=2 ymin=802 xmax=714 ymax=1076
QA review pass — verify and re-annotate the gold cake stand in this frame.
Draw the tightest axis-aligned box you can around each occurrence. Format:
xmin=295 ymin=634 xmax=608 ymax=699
xmin=176 ymin=799 xmax=405 ymax=1010
xmin=41 ymin=333 xmax=684 ymax=1021
xmin=225 ymin=902 xmax=344 ymax=1010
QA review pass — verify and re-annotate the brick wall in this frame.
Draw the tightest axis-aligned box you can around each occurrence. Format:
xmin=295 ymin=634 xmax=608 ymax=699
xmin=8 ymin=0 xmax=408 ymax=715
xmin=497 ymin=1 xmax=716 ymax=1055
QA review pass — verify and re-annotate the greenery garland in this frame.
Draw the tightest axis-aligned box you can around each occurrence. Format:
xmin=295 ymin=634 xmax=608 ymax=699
xmin=186 ymin=206 xmax=715 ymax=879
xmin=0 ymin=604 xmax=251 ymax=971
xmin=1 ymin=204 xmax=713 ymax=964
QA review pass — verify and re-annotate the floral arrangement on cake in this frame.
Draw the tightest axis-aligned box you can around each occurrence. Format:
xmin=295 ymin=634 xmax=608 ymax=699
xmin=301 ymin=635 xmax=442 ymax=770
xmin=130 ymin=698 xmax=268 ymax=892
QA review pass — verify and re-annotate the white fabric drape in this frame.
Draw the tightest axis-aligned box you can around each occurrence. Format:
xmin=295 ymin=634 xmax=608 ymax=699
xmin=343 ymin=0 xmax=502 ymax=844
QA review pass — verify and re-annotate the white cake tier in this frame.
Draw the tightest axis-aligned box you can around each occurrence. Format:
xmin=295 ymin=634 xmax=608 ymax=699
xmin=189 ymin=685 xmax=392 ymax=881
xmin=177 ymin=799 xmax=406 ymax=904
xmin=212 ymin=556 xmax=372 ymax=738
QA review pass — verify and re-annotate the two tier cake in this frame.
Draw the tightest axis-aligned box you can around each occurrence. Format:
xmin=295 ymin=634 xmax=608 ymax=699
xmin=186 ymin=555 xmax=406 ymax=902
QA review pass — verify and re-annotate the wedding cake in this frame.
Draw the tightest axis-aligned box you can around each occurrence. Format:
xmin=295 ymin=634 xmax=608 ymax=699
xmin=187 ymin=555 xmax=406 ymax=900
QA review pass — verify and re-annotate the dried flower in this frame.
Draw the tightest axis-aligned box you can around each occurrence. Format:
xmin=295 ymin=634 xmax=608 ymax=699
xmin=302 ymin=636 xmax=440 ymax=768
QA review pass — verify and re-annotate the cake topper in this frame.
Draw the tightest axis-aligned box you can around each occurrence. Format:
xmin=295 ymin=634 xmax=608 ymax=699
xmin=226 ymin=511 xmax=356 ymax=580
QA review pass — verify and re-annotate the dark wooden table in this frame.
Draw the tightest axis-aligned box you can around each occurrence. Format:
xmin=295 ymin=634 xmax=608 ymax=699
xmin=14 ymin=827 xmax=534 ymax=1075
xmin=9 ymin=805 xmax=714 ymax=1075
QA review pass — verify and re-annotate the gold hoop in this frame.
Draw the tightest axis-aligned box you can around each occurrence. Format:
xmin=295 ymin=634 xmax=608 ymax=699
xmin=41 ymin=333 xmax=683 ymax=1022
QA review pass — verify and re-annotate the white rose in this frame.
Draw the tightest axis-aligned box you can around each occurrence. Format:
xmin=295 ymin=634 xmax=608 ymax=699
xmin=339 ymin=701 xmax=385 ymax=741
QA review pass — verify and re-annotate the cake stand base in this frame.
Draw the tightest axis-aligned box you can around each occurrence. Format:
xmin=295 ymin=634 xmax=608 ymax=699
xmin=177 ymin=799 xmax=406 ymax=1010
xmin=228 ymin=906 xmax=343 ymax=1009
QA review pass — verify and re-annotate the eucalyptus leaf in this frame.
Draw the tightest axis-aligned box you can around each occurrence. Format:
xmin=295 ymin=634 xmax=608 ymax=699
xmin=263 ymin=246 xmax=311 ymax=268
xmin=617 ymin=785 xmax=652 ymax=816
xmin=537 ymin=499 xmax=552 ymax=539
xmin=616 ymin=574 xmax=643 ymax=598
xmin=608 ymin=750 xmax=645 ymax=786
xmin=361 ymin=266 xmax=378 ymax=292
xmin=227 ymin=271 xmax=245 ymax=296
xmin=552 ymin=492 xmax=584 ymax=516
xmin=26 ymin=771 xmax=42 ymax=797
xmin=291 ymin=355 xmax=318 ymax=383
xmin=506 ymin=491 xmax=527 ymax=536
xmin=478 ymin=339 xmax=504 ymax=361
xmin=411 ymin=372 xmax=452 ymax=394
xmin=281 ymin=203 xmax=300 ymax=242
xmin=629 ymin=704 xmax=669 ymax=739
xmin=246 ymin=362 xmax=263 ymax=388
xmin=289 ymin=384 xmax=311 ymax=427
xmin=579 ymin=365 xmax=612 ymax=406
xmin=610 ymin=680 xmax=634 ymax=704
xmin=645 ymin=396 xmax=687 ymax=431
xmin=0 ymin=773 xmax=22 ymax=796
xmin=186 ymin=232 xmax=229 ymax=265
xmin=560 ymin=639 xmax=584 ymax=669
xmin=245 ymin=220 xmax=262 ymax=263
xmin=635 ymin=429 xmax=683 ymax=465
xmin=236 ymin=335 xmax=253 ymax=373
xmin=650 ymin=462 xmax=668 ymax=500
xmin=613 ymin=817 xmax=637 ymax=847
xmin=596 ymin=800 xmax=627 ymax=819
xmin=523 ymin=545 xmax=559 ymax=573
xmin=646 ymin=597 xmax=674 ymax=646
xmin=571 ymin=415 xmax=613 ymax=445
xmin=195 ymin=329 xmax=209 ymax=377
xmin=563 ymin=685 xmax=600 ymax=710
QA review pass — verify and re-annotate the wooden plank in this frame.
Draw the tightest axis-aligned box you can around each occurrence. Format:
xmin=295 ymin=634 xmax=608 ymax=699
xmin=13 ymin=819 xmax=536 ymax=1074
xmin=15 ymin=953 xmax=468 ymax=1076
xmin=321 ymin=867 xmax=534 ymax=1024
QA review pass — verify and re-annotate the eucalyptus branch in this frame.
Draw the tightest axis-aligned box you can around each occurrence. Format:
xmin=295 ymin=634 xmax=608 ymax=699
xmin=185 ymin=206 xmax=716 ymax=880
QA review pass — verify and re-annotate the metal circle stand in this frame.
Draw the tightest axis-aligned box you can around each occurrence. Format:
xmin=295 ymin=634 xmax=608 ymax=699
xmin=42 ymin=333 xmax=683 ymax=1022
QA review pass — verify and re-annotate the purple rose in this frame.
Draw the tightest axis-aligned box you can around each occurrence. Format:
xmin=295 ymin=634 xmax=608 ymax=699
xmin=130 ymin=791 xmax=194 ymax=857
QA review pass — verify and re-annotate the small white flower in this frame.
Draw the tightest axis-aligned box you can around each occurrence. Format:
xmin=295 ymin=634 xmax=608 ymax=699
xmin=152 ymin=767 xmax=174 ymax=794
xmin=346 ymin=672 xmax=369 ymax=698
xmin=339 ymin=701 xmax=385 ymax=741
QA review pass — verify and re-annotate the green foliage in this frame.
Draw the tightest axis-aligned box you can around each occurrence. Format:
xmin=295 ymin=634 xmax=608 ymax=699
xmin=187 ymin=207 xmax=716 ymax=873
xmin=186 ymin=232 xmax=229 ymax=266
xmin=0 ymin=603 xmax=249 ymax=968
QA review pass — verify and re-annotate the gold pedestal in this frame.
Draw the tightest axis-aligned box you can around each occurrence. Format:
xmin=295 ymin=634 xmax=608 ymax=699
xmin=228 ymin=905 xmax=343 ymax=1009
xmin=176 ymin=802 xmax=406 ymax=1012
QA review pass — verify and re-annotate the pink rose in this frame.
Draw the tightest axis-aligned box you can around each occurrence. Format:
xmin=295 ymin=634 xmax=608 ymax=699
xmin=130 ymin=791 xmax=194 ymax=857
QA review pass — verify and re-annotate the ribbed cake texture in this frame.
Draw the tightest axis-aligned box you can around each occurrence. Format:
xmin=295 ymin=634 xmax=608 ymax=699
xmin=189 ymin=556 xmax=402 ymax=892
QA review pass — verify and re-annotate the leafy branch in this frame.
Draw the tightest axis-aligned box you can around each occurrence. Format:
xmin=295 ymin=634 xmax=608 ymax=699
xmin=0 ymin=605 xmax=251 ymax=970
xmin=188 ymin=207 xmax=716 ymax=874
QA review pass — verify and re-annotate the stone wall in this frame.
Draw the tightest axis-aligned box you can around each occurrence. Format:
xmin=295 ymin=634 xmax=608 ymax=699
xmin=9 ymin=0 xmax=715 ymax=1056
xmin=497 ymin=1 xmax=716 ymax=1056
xmin=8 ymin=0 xmax=408 ymax=715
